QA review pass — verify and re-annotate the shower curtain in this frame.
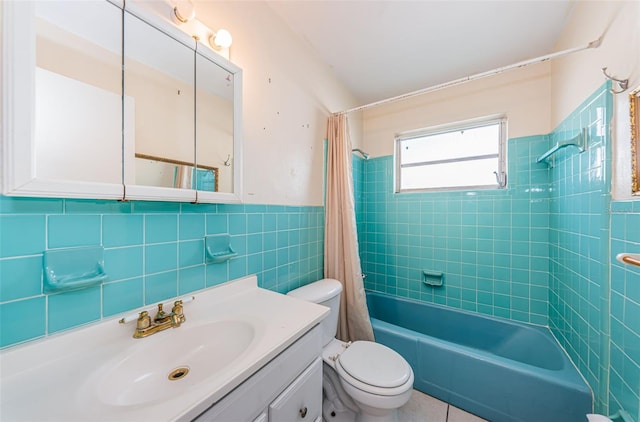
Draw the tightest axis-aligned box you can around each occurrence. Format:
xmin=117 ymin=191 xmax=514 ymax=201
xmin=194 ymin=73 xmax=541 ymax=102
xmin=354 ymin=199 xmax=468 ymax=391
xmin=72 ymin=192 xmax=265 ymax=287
xmin=325 ymin=114 xmax=374 ymax=342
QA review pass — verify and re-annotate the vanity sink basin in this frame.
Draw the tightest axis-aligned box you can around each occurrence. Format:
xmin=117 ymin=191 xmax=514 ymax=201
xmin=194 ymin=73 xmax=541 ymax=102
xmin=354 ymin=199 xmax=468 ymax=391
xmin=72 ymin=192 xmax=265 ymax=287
xmin=96 ymin=320 xmax=256 ymax=407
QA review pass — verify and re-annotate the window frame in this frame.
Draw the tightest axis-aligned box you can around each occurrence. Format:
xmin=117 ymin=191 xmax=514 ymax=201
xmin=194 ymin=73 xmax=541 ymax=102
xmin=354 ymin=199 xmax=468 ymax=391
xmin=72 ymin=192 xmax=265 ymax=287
xmin=394 ymin=116 xmax=507 ymax=193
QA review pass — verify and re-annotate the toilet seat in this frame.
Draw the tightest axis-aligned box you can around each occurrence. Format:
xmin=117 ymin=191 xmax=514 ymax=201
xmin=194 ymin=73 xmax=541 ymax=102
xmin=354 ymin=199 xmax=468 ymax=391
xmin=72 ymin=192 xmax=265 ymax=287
xmin=335 ymin=341 xmax=413 ymax=396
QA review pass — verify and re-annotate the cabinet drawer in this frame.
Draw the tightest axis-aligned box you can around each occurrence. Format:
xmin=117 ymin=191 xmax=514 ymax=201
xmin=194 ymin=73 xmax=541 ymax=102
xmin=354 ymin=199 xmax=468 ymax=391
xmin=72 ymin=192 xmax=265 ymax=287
xmin=269 ymin=358 xmax=322 ymax=422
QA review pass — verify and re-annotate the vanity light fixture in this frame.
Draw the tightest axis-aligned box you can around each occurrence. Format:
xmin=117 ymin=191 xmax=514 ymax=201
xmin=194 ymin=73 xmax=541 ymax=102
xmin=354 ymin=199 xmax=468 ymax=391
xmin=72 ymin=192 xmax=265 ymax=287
xmin=173 ymin=0 xmax=196 ymax=24
xmin=209 ymin=29 xmax=233 ymax=50
xmin=170 ymin=0 xmax=232 ymax=57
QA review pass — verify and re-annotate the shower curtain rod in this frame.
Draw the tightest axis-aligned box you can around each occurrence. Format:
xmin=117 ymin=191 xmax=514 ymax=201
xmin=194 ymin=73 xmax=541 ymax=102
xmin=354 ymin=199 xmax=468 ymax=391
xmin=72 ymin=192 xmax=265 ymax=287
xmin=337 ymin=37 xmax=602 ymax=115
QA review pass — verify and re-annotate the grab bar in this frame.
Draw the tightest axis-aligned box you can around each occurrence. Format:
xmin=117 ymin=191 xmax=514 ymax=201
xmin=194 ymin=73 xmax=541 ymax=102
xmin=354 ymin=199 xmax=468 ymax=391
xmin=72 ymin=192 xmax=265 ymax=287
xmin=616 ymin=253 xmax=640 ymax=268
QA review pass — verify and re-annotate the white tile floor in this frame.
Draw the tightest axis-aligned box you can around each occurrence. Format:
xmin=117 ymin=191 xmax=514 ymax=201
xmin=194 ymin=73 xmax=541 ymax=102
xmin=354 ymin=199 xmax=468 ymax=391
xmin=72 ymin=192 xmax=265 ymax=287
xmin=398 ymin=390 xmax=488 ymax=422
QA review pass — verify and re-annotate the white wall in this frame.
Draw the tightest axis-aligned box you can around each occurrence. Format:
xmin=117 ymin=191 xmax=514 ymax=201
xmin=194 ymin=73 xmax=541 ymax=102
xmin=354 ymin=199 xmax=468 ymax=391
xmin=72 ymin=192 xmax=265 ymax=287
xmin=35 ymin=69 xmax=122 ymax=184
xmin=551 ymin=0 xmax=640 ymax=200
xmin=361 ymin=62 xmax=552 ymax=157
xmin=194 ymin=1 xmax=360 ymax=206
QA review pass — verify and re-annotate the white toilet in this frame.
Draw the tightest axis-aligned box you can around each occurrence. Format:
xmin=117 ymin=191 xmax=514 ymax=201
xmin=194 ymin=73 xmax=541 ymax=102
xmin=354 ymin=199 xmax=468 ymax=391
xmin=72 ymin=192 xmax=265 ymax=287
xmin=288 ymin=279 xmax=414 ymax=422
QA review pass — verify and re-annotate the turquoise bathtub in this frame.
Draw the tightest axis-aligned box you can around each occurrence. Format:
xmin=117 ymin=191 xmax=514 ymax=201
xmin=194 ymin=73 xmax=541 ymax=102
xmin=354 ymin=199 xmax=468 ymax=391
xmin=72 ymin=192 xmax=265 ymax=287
xmin=366 ymin=291 xmax=592 ymax=422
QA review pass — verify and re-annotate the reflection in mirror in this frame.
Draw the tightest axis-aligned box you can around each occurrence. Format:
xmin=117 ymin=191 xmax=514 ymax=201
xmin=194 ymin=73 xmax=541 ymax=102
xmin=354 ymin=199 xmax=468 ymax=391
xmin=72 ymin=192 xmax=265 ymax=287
xmin=196 ymin=50 xmax=234 ymax=193
xmin=632 ymin=86 xmax=640 ymax=194
xmin=134 ymin=154 xmax=217 ymax=191
xmin=123 ymin=11 xmax=195 ymax=190
xmin=35 ymin=1 xmax=122 ymax=184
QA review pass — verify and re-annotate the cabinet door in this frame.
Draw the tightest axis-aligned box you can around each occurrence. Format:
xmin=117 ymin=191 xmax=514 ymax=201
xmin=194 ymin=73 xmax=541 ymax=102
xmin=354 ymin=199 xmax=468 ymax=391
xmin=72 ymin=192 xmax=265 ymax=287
xmin=122 ymin=7 xmax=197 ymax=202
xmin=2 ymin=0 xmax=124 ymax=199
xmin=269 ymin=358 xmax=322 ymax=422
xmin=252 ymin=412 xmax=268 ymax=422
xmin=194 ymin=47 xmax=243 ymax=203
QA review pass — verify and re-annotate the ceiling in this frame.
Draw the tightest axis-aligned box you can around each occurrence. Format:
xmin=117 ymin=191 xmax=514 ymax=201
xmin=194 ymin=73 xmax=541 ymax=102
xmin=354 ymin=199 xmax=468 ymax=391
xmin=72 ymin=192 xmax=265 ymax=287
xmin=267 ymin=0 xmax=575 ymax=107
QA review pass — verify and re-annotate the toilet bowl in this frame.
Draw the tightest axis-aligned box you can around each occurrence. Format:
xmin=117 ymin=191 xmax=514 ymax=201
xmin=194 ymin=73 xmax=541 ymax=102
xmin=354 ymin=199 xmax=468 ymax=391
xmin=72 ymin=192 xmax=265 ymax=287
xmin=288 ymin=279 xmax=414 ymax=422
xmin=324 ymin=338 xmax=414 ymax=421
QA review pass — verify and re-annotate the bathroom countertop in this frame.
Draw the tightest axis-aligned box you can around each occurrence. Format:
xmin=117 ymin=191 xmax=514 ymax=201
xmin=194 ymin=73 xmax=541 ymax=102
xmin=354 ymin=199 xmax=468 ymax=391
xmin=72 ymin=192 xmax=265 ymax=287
xmin=0 ymin=275 xmax=329 ymax=421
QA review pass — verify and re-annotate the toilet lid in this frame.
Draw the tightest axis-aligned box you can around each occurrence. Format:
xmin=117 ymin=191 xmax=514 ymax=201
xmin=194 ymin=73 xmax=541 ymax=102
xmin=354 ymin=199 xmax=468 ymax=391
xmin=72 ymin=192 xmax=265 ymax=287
xmin=337 ymin=341 xmax=411 ymax=388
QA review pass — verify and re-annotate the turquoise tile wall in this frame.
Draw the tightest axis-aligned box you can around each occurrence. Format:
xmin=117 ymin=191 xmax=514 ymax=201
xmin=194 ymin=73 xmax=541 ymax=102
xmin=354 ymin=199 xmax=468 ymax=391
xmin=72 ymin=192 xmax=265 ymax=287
xmin=610 ymin=201 xmax=640 ymax=422
xmin=547 ymin=83 xmax=612 ymax=413
xmin=0 ymin=198 xmax=324 ymax=348
xmin=356 ymin=134 xmax=550 ymax=325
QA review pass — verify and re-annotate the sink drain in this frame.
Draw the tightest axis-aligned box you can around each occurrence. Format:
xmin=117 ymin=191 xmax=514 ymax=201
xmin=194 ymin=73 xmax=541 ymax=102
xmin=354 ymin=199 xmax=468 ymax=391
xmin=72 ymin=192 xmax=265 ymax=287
xmin=168 ymin=367 xmax=190 ymax=381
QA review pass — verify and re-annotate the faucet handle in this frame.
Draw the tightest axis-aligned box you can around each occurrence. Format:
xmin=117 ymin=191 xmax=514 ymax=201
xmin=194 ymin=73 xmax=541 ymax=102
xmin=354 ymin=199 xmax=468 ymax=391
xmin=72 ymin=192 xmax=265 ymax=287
xmin=136 ymin=311 xmax=151 ymax=330
xmin=171 ymin=300 xmax=186 ymax=326
xmin=171 ymin=300 xmax=184 ymax=315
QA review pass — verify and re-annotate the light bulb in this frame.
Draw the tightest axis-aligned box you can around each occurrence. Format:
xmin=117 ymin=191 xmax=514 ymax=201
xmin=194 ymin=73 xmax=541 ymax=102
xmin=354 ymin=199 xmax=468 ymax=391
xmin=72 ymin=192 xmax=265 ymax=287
xmin=211 ymin=29 xmax=232 ymax=49
xmin=173 ymin=0 xmax=196 ymax=24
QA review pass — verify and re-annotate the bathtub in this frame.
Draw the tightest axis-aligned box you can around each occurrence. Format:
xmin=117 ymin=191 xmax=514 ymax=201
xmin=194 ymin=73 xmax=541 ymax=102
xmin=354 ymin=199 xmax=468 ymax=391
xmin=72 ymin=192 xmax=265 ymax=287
xmin=366 ymin=291 xmax=592 ymax=422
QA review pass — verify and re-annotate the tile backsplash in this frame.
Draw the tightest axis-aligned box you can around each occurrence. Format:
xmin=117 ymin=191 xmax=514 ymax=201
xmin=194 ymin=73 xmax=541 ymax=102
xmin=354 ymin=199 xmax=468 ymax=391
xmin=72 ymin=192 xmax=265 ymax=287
xmin=0 ymin=198 xmax=324 ymax=348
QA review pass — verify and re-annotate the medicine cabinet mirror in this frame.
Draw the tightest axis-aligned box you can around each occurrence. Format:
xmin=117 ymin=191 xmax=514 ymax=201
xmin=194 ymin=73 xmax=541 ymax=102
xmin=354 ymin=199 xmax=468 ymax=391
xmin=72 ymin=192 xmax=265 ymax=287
xmin=196 ymin=49 xmax=237 ymax=198
xmin=1 ymin=0 xmax=243 ymax=203
xmin=123 ymin=8 xmax=196 ymax=202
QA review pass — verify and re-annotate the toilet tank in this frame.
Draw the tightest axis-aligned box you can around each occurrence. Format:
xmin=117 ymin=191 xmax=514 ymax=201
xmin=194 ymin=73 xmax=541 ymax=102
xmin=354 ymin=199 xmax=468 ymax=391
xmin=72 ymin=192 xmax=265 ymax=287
xmin=287 ymin=279 xmax=342 ymax=346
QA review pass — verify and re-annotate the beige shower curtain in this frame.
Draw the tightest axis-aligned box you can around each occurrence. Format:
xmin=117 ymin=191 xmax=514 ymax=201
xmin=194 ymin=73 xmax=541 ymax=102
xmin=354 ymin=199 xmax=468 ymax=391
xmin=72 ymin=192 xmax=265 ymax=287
xmin=325 ymin=114 xmax=374 ymax=342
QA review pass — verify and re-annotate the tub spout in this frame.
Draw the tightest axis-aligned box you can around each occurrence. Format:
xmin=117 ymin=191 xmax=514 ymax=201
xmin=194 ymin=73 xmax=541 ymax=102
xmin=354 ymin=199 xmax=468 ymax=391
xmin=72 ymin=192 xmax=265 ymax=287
xmin=587 ymin=410 xmax=633 ymax=422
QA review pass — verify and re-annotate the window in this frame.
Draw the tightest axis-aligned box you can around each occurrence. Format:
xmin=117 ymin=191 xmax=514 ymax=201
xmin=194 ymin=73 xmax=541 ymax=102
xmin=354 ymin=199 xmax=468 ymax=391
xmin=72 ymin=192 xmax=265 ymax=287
xmin=395 ymin=116 xmax=507 ymax=192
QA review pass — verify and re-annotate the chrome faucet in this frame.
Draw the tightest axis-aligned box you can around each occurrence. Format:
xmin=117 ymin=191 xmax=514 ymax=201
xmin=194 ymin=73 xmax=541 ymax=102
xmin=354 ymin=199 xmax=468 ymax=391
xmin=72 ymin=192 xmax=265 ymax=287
xmin=132 ymin=300 xmax=186 ymax=339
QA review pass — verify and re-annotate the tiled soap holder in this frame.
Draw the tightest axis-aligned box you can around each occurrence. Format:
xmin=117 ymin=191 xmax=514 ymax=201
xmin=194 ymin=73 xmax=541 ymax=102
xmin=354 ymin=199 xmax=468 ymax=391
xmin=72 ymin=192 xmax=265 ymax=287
xmin=43 ymin=246 xmax=108 ymax=293
xmin=205 ymin=234 xmax=237 ymax=264
xmin=422 ymin=270 xmax=444 ymax=287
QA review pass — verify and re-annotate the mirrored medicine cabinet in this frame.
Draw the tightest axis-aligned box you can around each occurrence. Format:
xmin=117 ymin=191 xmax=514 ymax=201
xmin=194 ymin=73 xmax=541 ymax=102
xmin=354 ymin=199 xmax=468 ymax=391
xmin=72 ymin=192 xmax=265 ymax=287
xmin=1 ymin=0 xmax=242 ymax=203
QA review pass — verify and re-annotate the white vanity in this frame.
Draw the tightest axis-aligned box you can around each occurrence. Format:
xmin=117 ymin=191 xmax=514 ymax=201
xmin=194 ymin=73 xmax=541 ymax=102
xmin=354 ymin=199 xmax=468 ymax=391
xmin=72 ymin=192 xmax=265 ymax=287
xmin=0 ymin=276 xmax=328 ymax=421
